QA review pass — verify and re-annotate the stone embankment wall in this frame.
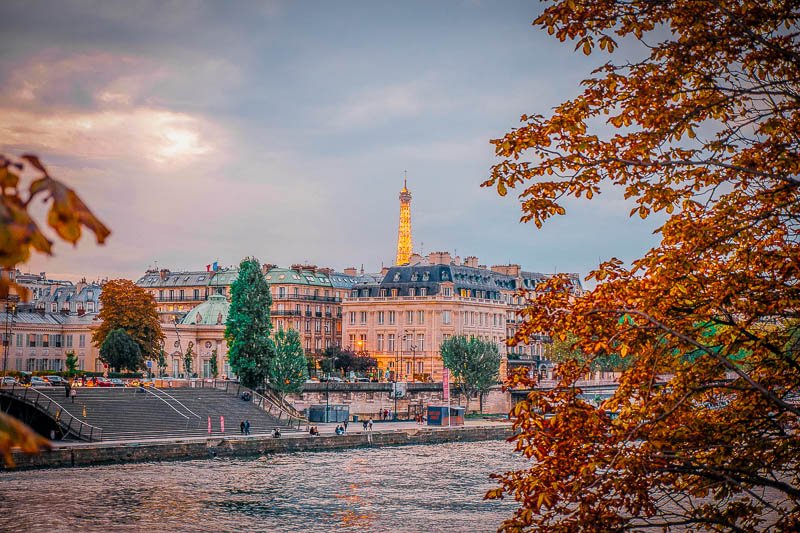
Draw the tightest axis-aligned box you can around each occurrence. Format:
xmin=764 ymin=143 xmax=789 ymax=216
xmin=6 ymin=425 xmax=514 ymax=471
xmin=291 ymin=383 xmax=511 ymax=419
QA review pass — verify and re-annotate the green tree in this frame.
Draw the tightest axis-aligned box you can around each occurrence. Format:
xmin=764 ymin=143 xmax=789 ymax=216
xmin=224 ymin=257 xmax=274 ymax=388
xmin=209 ymin=348 xmax=219 ymax=378
xmin=64 ymin=351 xmax=78 ymax=378
xmin=99 ymin=328 xmax=142 ymax=373
xmin=269 ymin=328 xmax=308 ymax=403
xmin=440 ymin=336 xmax=501 ymax=413
xmin=320 ymin=345 xmax=344 ymax=376
xmin=183 ymin=341 xmax=194 ymax=378
xmin=156 ymin=348 xmax=167 ymax=378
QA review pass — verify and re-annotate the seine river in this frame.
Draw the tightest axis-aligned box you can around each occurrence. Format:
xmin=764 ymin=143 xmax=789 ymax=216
xmin=0 ymin=440 xmax=527 ymax=532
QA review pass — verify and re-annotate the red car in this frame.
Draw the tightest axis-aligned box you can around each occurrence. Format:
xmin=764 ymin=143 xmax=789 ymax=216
xmin=96 ymin=377 xmax=113 ymax=387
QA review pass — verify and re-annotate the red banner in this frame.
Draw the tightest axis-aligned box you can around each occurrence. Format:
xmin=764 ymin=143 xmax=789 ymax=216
xmin=443 ymin=369 xmax=450 ymax=402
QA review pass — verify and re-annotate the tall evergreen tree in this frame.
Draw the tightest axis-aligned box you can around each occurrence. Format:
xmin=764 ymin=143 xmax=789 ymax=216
xmin=224 ymin=257 xmax=274 ymax=388
xmin=209 ymin=348 xmax=219 ymax=378
xmin=269 ymin=328 xmax=308 ymax=403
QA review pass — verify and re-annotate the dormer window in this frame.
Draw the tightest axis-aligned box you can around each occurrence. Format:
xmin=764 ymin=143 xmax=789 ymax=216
xmin=422 ymin=272 xmax=430 ymax=281
xmin=393 ymin=273 xmax=401 ymax=282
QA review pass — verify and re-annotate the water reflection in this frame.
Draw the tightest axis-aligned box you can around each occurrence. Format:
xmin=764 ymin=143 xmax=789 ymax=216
xmin=0 ymin=440 xmax=526 ymax=532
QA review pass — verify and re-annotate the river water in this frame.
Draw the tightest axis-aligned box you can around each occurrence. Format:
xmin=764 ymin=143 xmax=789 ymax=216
xmin=0 ymin=440 xmax=527 ymax=532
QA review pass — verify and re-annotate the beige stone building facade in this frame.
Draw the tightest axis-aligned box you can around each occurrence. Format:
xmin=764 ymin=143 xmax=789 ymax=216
xmin=342 ymin=252 xmax=583 ymax=382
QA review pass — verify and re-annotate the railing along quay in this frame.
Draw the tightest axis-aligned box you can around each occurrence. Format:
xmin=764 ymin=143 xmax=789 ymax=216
xmin=0 ymin=383 xmax=103 ymax=442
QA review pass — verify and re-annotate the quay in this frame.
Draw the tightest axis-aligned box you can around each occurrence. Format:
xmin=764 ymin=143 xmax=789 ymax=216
xmin=5 ymin=420 xmax=514 ymax=471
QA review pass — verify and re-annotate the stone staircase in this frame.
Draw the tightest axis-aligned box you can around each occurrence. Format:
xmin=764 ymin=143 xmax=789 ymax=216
xmin=61 ymin=387 xmax=299 ymax=441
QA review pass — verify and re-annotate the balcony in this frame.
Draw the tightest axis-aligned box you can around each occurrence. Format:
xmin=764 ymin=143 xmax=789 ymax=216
xmin=274 ymin=294 xmax=341 ymax=303
xmin=272 ymin=310 xmax=301 ymax=317
xmin=154 ymin=295 xmax=209 ymax=303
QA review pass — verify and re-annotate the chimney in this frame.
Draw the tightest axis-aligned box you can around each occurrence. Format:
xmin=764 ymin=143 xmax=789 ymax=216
xmin=491 ymin=264 xmax=521 ymax=276
xmin=159 ymin=269 xmax=170 ymax=280
xmin=427 ymin=251 xmax=452 ymax=265
xmin=464 ymin=256 xmax=479 ymax=268
xmin=343 ymin=267 xmax=358 ymax=276
xmin=453 ymin=256 xmax=461 ymax=266
xmin=262 ymin=264 xmax=276 ymax=275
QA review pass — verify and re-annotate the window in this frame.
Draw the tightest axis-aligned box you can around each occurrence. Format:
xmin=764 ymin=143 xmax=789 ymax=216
xmin=417 ymin=311 xmax=425 ymax=324
xmin=51 ymin=303 xmax=57 ymax=313
xmin=277 ymin=320 xmax=284 ymax=331
xmin=279 ymin=287 xmax=286 ymax=297
xmin=388 ymin=334 xmax=395 ymax=352
xmin=360 ymin=311 xmax=367 ymax=324
xmin=324 ymin=322 xmax=330 ymax=333
xmin=443 ymin=287 xmax=452 ymax=297
xmin=28 ymin=334 xmax=36 ymax=347
xmin=305 ymin=320 xmax=311 ymax=332
xmin=53 ymin=334 xmax=62 ymax=348
xmin=179 ymin=289 xmax=184 ymax=300
xmin=377 ymin=311 xmax=384 ymax=325
xmin=388 ymin=311 xmax=396 ymax=325
xmin=359 ymin=334 xmax=367 ymax=349
xmin=391 ymin=289 xmax=398 ymax=297
xmin=406 ymin=311 xmax=413 ymax=324
xmin=194 ymin=289 xmax=200 ymax=299
xmin=380 ymin=289 xmax=387 ymax=297
xmin=417 ymin=334 xmax=425 ymax=352
xmin=349 ymin=312 xmax=356 ymax=325
xmin=16 ymin=333 xmax=22 ymax=347
xmin=88 ymin=302 xmax=95 ymax=313
xmin=349 ymin=334 xmax=356 ymax=347
xmin=419 ymin=287 xmax=427 ymax=296
xmin=377 ymin=334 xmax=384 ymax=351
xmin=79 ymin=334 xmax=85 ymax=348
xmin=315 ymin=338 xmax=322 ymax=351
xmin=442 ymin=310 xmax=451 ymax=325
xmin=315 ymin=321 xmax=321 ymax=332
xmin=66 ymin=335 xmax=73 ymax=348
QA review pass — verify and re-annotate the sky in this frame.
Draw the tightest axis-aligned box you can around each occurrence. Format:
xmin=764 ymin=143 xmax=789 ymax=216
xmin=0 ymin=0 xmax=662 ymax=284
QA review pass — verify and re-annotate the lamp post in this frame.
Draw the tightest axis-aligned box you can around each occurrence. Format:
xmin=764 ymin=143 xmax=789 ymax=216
xmin=403 ymin=331 xmax=417 ymax=382
xmin=324 ymin=355 xmax=338 ymax=423
xmin=2 ymin=295 xmax=19 ymax=380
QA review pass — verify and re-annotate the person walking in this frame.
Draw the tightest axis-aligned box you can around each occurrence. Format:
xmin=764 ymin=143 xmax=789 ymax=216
xmin=367 ymin=418 xmax=373 ymax=431
xmin=70 ymin=387 xmax=77 ymax=403
xmin=64 ymin=382 xmax=71 ymax=400
xmin=244 ymin=419 xmax=251 ymax=435
xmin=362 ymin=419 xmax=368 ymax=431
xmin=240 ymin=421 xmax=245 ymax=434
xmin=343 ymin=419 xmax=348 ymax=434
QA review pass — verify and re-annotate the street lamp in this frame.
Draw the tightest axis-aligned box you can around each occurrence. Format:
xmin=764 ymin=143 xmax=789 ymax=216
xmin=403 ymin=331 xmax=417 ymax=383
xmin=2 ymin=295 xmax=19 ymax=379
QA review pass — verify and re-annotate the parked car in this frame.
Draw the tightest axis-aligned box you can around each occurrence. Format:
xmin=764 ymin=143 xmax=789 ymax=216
xmin=30 ymin=376 xmax=52 ymax=387
xmin=95 ymin=377 xmax=113 ymax=387
xmin=110 ymin=378 xmax=124 ymax=387
xmin=1 ymin=376 xmax=17 ymax=386
xmin=44 ymin=375 xmax=69 ymax=386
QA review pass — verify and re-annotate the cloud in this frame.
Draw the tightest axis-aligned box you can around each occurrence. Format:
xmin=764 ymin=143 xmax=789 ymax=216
xmin=327 ymin=79 xmax=451 ymax=130
xmin=0 ymin=51 xmax=225 ymax=168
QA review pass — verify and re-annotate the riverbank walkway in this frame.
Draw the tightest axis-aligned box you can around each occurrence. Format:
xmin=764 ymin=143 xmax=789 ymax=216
xmin=47 ymin=417 xmax=512 ymax=449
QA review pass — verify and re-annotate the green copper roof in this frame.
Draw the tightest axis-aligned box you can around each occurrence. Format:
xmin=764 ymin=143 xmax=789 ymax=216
xmin=264 ymin=267 xmax=331 ymax=287
xmin=180 ymin=294 xmax=230 ymax=326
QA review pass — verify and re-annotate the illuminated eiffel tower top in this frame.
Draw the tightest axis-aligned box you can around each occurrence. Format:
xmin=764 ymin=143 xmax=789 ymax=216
xmin=395 ymin=172 xmax=413 ymax=265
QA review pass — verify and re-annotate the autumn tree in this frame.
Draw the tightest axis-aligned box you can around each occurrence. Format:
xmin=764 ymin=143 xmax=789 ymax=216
xmin=0 ymin=153 xmax=109 ymax=466
xmin=93 ymin=279 xmax=163 ymax=360
xmin=484 ymin=1 xmax=800 ymax=531
xmin=440 ymin=336 xmax=501 ymax=413
xmin=268 ymin=328 xmax=308 ymax=403
xmin=224 ymin=257 xmax=274 ymax=388
xmin=99 ymin=329 xmax=142 ymax=373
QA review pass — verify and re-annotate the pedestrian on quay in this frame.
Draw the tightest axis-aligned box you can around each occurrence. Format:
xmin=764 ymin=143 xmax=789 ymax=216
xmin=70 ymin=387 xmax=77 ymax=403
xmin=362 ymin=419 xmax=368 ymax=431
xmin=64 ymin=382 xmax=71 ymax=399
xmin=343 ymin=419 xmax=348 ymax=433
xmin=244 ymin=420 xmax=251 ymax=435
xmin=240 ymin=421 xmax=245 ymax=434
xmin=368 ymin=418 xmax=373 ymax=431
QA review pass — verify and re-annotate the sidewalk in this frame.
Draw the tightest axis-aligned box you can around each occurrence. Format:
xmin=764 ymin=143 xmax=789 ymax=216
xmin=48 ymin=418 xmax=511 ymax=449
